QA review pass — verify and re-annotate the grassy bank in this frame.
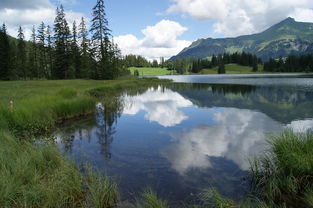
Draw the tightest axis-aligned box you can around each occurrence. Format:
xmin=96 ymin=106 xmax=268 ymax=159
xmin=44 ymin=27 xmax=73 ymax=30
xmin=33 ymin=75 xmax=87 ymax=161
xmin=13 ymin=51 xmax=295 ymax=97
xmin=129 ymin=67 xmax=174 ymax=76
xmin=0 ymin=78 xmax=170 ymax=208
xmin=192 ymin=130 xmax=313 ymax=208
xmin=199 ymin=64 xmax=264 ymax=74
xmin=250 ymin=130 xmax=313 ymax=208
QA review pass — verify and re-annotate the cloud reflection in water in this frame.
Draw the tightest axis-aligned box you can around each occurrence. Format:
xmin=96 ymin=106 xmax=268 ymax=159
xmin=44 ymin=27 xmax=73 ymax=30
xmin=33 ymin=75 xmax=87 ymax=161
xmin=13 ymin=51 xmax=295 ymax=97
xmin=123 ymin=86 xmax=193 ymax=127
xmin=162 ymin=108 xmax=283 ymax=174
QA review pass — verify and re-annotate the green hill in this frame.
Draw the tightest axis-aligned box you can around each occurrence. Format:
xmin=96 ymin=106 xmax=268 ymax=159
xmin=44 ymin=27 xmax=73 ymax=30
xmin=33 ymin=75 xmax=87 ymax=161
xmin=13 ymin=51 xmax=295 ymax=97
xmin=172 ymin=17 xmax=313 ymax=61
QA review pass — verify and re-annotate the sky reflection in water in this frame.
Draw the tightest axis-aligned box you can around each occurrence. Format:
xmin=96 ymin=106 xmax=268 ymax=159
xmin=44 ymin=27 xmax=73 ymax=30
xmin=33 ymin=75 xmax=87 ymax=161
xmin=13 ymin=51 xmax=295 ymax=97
xmin=56 ymin=81 xmax=313 ymax=204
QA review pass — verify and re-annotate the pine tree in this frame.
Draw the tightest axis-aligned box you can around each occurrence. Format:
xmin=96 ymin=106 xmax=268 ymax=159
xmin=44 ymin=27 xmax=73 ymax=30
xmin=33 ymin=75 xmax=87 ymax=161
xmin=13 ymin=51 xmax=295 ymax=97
xmin=90 ymin=0 xmax=115 ymax=79
xmin=28 ymin=25 xmax=38 ymax=79
xmin=71 ymin=20 xmax=81 ymax=78
xmin=218 ymin=61 xmax=226 ymax=74
xmin=54 ymin=5 xmax=71 ymax=79
xmin=0 ymin=24 xmax=11 ymax=80
xmin=17 ymin=26 xmax=27 ymax=79
xmin=37 ymin=22 xmax=47 ymax=78
xmin=252 ymin=56 xmax=258 ymax=72
xmin=79 ymin=17 xmax=91 ymax=78
xmin=46 ymin=25 xmax=53 ymax=79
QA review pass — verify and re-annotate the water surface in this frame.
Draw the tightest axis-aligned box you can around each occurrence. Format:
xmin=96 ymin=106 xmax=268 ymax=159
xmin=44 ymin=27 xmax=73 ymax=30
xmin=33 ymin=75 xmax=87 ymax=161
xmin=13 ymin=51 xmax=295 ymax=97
xmin=56 ymin=74 xmax=313 ymax=206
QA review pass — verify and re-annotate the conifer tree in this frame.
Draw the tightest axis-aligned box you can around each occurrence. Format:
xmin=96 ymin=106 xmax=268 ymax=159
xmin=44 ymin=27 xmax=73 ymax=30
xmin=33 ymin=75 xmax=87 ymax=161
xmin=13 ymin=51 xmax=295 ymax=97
xmin=71 ymin=20 xmax=81 ymax=78
xmin=37 ymin=22 xmax=47 ymax=78
xmin=0 ymin=24 xmax=11 ymax=80
xmin=54 ymin=5 xmax=71 ymax=79
xmin=218 ymin=61 xmax=226 ymax=74
xmin=28 ymin=25 xmax=38 ymax=79
xmin=46 ymin=25 xmax=53 ymax=79
xmin=17 ymin=26 xmax=27 ymax=79
xmin=78 ymin=17 xmax=91 ymax=78
xmin=90 ymin=0 xmax=115 ymax=79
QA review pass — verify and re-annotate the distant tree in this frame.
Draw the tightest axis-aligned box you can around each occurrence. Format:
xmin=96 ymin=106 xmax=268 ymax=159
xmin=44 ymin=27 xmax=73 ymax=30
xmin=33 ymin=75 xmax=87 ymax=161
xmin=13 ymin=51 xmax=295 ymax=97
xmin=191 ymin=58 xmax=202 ymax=73
xmin=46 ymin=25 xmax=53 ymax=79
xmin=252 ymin=56 xmax=258 ymax=72
xmin=211 ymin=55 xmax=218 ymax=67
xmin=134 ymin=69 xmax=139 ymax=76
xmin=71 ymin=20 xmax=81 ymax=78
xmin=174 ymin=58 xmax=181 ymax=74
xmin=78 ymin=17 xmax=91 ymax=78
xmin=28 ymin=25 xmax=38 ymax=79
xmin=152 ymin=60 xmax=158 ymax=68
xmin=218 ymin=61 xmax=226 ymax=74
xmin=160 ymin=57 xmax=165 ymax=68
xmin=54 ymin=5 xmax=71 ymax=79
xmin=17 ymin=26 xmax=27 ymax=79
xmin=164 ymin=60 xmax=174 ymax=72
xmin=0 ymin=24 xmax=11 ymax=80
xmin=181 ymin=58 xmax=187 ymax=74
xmin=37 ymin=22 xmax=47 ymax=78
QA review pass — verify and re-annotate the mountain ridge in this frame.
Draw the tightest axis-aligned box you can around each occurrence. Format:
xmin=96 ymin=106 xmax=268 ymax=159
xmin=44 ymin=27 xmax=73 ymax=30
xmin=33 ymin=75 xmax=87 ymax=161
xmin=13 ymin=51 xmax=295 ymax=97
xmin=172 ymin=17 xmax=313 ymax=61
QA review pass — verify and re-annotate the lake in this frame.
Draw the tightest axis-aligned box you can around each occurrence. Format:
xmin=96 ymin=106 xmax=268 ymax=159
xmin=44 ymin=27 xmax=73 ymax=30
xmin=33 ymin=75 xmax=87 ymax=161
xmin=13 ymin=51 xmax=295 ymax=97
xmin=55 ymin=74 xmax=313 ymax=206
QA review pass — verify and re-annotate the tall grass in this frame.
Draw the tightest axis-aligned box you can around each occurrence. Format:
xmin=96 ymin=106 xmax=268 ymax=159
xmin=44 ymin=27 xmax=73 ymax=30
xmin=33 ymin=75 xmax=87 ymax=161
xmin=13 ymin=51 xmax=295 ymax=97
xmin=188 ymin=130 xmax=313 ymax=208
xmin=136 ymin=189 xmax=169 ymax=208
xmin=86 ymin=168 xmax=118 ymax=208
xmin=0 ymin=131 xmax=84 ymax=207
xmin=0 ymin=78 xmax=169 ymax=207
xmin=1 ymin=89 xmax=95 ymax=138
xmin=250 ymin=130 xmax=313 ymax=207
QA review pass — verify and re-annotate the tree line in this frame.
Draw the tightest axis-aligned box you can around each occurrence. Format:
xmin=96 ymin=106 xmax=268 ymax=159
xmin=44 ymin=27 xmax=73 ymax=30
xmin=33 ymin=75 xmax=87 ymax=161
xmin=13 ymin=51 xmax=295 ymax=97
xmin=0 ymin=0 xmax=128 ymax=81
xmin=264 ymin=54 xmax=313 ymax=72
xmin=169 ymin=52 xmax=261 ymax=74
xmin=124 ymin=54 xmax=166 ymax=68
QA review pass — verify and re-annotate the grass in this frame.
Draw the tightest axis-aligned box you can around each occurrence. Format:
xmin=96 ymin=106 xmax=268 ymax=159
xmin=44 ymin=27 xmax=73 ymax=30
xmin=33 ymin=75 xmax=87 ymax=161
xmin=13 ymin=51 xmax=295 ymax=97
xmin=0 ymin=78 xmax=170 ymax=208
xmin=186 ymin=130 xmax=313 ymax=208
xmin=0 ymin=131 xmax=120 ymax=208
xmin=1 ymin=78 xmax=312 ymax=207
xmin=199 ymin=64 xmax=264 ymax=74
xmin=136 ymin=189 xmax=169 ymax=208
xmin=129 ymin=67 xmax=174 ymax=76
xmin=250 ymin=130 xmax=313 ymax=207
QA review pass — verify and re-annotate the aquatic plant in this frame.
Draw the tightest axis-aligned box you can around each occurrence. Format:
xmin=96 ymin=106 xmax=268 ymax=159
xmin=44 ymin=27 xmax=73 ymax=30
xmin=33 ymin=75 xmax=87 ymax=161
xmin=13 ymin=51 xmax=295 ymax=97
xmin=250 ymin=130 xmax=313 ymax=207
xmin=136 ymin=189 xmax=169 ymax=208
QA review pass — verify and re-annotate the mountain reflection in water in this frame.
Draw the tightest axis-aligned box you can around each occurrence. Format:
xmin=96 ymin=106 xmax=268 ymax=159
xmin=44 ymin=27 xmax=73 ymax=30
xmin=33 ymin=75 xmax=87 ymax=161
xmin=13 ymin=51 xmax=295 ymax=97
xmin=56 ymin=81 xmax=313 ymax=204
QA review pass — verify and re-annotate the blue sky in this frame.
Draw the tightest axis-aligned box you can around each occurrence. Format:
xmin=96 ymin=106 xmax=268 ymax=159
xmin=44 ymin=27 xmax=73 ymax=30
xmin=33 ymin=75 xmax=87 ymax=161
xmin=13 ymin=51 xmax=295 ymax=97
xmin=50 ymin=0 xmax=217 ymax=40
xmin=1 ymin=0 xmax=313 ymax=59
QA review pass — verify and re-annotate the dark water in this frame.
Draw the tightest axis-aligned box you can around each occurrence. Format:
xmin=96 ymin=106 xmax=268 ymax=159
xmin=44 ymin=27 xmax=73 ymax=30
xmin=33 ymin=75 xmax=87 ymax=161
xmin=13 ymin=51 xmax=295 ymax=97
xmin=56 ymin=74 xmax=313 ymax=206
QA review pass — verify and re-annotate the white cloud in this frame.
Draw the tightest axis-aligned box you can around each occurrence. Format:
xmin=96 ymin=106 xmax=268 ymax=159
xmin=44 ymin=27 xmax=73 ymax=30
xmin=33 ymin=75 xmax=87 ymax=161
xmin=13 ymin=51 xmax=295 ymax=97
xmin=0 ymin=0 xmax=87 ymax=40
xmin=114 ymin=19 xmax=191 ymax=60
xmin=0 ymin=0 xmax=53 ymax=10
xmin=167 ymin=0 xmax=313 ymax=37
xmin=290 ymin=8 xmax=313 ymax=23
xmin=287 ymin=119 xmax=313 ymax=133
xmin=123 ymin=87 xmax=193 ymax=127
xmin=162 ymin=108 xmax=282 ymax=174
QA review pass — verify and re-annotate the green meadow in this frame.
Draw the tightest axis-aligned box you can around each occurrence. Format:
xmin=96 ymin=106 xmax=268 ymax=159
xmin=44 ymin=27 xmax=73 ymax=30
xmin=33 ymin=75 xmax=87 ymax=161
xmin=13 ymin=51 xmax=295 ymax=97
xmin=129 ymin=67 xmax=174 ymax=76
xmin=199 ymin=64 xmax=264 ymax=74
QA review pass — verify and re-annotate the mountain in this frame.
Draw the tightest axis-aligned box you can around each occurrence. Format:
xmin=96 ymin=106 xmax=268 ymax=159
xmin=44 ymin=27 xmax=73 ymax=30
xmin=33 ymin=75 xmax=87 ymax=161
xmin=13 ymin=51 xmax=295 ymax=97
xmin=172 ymin=17 xmax=313 ymax=61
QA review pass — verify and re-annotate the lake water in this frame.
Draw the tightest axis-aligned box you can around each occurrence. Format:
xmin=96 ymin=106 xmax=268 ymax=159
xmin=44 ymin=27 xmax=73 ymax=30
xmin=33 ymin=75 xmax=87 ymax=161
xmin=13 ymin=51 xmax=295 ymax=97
xmin=56 ymin=74 xmax=313 ymax=206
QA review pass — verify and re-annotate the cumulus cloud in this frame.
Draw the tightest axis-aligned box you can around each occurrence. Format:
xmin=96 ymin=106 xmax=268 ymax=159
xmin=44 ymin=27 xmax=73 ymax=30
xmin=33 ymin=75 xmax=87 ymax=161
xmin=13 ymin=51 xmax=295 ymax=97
xmin=287 ymin=119 xmax=313 ymax=133
xmin=122 ymin=87 xmax=193 ymax=127
xmin=0 ymin=0 xmax=52 ymax=10
xmin=162 ymin=108 xmax=282 ymax=174
xmin=0 ymin=0 xmax=87 ymax=39
xmin=167 ymin=0 xmax=313 ymax=37
xmin=114 ymin=19 xmax=191 ymax=60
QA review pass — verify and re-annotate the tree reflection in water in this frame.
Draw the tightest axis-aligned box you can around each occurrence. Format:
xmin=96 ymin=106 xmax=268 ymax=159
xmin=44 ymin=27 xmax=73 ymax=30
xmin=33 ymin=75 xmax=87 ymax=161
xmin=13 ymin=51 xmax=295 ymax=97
xmin=95 ymin=96 xmax=123 ymax=161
